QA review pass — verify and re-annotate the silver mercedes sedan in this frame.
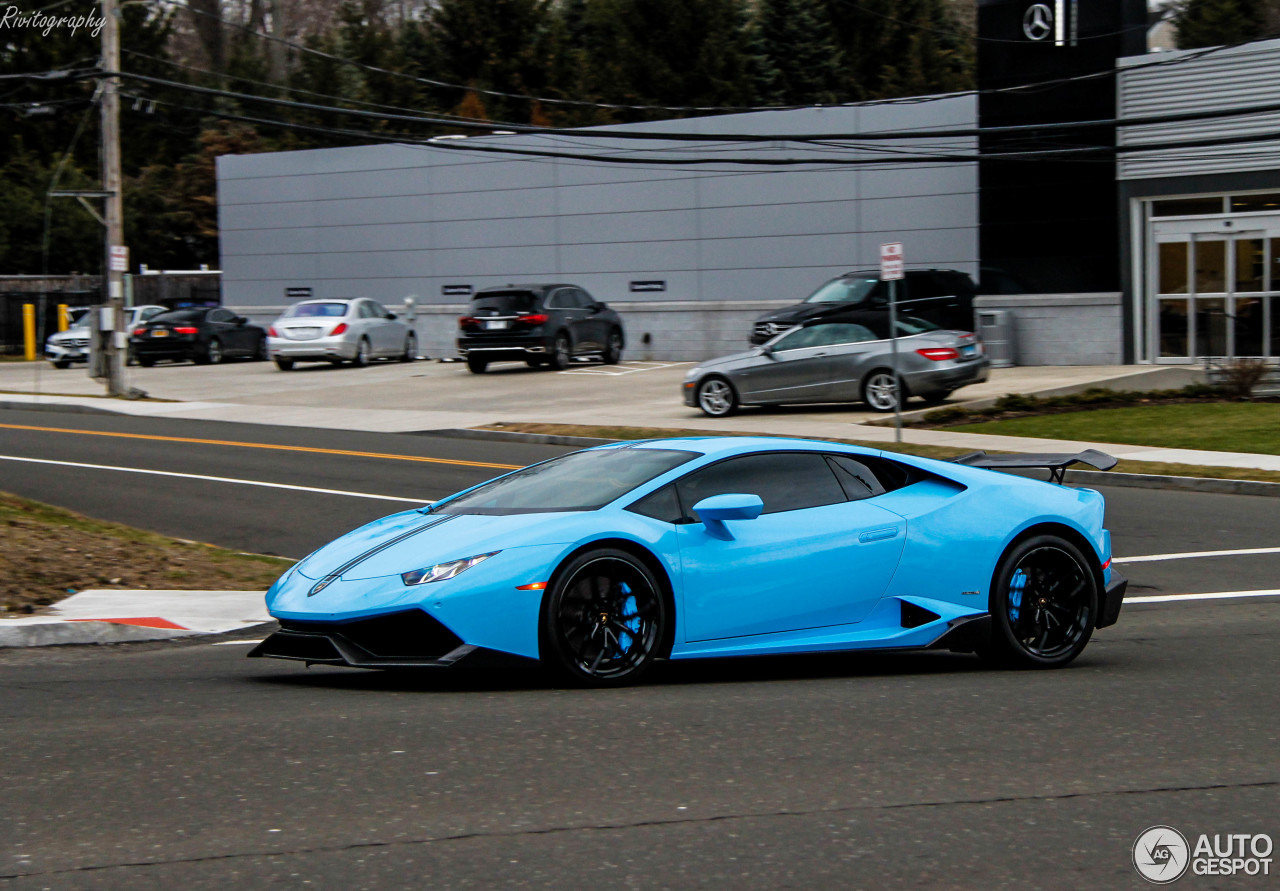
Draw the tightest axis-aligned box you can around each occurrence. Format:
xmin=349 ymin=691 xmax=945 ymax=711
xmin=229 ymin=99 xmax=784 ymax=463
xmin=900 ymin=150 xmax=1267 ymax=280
xmin=267 ymin=298 xmax=416 ymax=370
xmin=683 ymin=312 xmax=989 ymax=416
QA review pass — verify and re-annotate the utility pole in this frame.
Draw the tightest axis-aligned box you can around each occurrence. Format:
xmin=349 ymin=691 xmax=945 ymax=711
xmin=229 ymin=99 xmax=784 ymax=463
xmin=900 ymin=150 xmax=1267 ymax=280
xmin=100 ymin=0 xmax=125 ymax=395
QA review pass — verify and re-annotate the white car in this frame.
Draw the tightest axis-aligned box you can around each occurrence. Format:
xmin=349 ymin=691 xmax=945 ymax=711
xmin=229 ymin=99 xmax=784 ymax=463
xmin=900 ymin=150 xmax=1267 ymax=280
xmin=45 ymin=305 xmax=167 ymax=369
xmin=267 ymin=298 xmax=417 ymax=370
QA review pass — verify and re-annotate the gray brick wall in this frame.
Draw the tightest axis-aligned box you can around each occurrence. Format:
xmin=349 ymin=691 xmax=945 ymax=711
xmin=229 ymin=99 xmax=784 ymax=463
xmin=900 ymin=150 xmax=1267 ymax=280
xmin=973 ymin=294 xmax=1123 ymax=365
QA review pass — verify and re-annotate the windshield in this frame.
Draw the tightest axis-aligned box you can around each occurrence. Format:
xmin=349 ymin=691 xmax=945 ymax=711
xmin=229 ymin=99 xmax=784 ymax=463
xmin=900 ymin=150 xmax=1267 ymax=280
xmin=432 ymin=448 xmax=697 ymax=515
xmin=803 ymin=277 xmax=879 ymax=305
xmin=285 ymin=302 xmax=348 ymax=318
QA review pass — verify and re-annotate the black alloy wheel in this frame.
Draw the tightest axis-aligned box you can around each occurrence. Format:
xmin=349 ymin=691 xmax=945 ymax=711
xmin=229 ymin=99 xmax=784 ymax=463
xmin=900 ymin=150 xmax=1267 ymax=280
xmin=548 ymin=332 xmax=572 ymax=370
xmin=603 ymin=329 xmax=623 ymax=365
xmin=466 ymin=355 xmax=488 ymax=374
xmin=274 ymin=358 xmax=294 ymax=371
xmin=138 ymin=356 xmax=156 ymax=368
xmin=542 ymin=549 xmax=666 ymax=686
xmin=981 ymin=534 xmax=1098 ymax=669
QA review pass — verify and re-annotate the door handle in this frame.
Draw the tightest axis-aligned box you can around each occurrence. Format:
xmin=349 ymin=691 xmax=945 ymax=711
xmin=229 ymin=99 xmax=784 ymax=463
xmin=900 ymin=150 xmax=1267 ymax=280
xmin=859 ymin=527 xmax=898 ymax=543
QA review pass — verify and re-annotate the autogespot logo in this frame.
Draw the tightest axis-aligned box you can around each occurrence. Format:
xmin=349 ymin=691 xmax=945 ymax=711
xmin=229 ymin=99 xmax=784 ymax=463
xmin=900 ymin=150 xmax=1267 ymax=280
xmin=1133 ymin=826 xmax=1190 ymax=884
xmin=1133 ymin=826 xmax=1275 ymax=883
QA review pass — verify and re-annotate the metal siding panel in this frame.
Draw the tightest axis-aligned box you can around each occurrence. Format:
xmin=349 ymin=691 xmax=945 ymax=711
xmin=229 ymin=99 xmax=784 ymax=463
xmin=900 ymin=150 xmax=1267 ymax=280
xmin=557 ymin=209 xmax=698 ymax=243
xmin=558 ymin=240 xmax=699 ymax=274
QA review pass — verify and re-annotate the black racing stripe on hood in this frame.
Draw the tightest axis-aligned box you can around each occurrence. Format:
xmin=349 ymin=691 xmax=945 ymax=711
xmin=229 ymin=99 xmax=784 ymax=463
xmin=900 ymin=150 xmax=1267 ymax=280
xmin=308 ymin=515 xmax=457 ymax=596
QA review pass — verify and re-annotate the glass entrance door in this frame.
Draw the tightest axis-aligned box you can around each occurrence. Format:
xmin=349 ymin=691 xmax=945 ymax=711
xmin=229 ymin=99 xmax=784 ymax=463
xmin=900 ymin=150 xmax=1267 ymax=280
xmin=1153 ymin=227 xmax=1277 ymax=361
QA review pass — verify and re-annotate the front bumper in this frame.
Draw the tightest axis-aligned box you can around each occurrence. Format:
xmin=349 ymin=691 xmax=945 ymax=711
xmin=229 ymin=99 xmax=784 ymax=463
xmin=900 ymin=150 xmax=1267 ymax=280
xmin=1097 ymin=569 xmax=1127 ymax=629
xmin=268 ymin=334 xmax=357 ymax=361
xmin=248 ymin=609 xmax=530 ymax=669
xmin=45 ymin=342 xmax=88 ymax=363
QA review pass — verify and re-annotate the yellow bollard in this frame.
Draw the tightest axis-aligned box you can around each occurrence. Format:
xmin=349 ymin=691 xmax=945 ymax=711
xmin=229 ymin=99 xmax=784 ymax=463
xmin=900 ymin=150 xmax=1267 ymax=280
xmin=58 ymin=304 xmax=69 ymax=332
xmin=23 ymin=304 xmax=37 ymax=361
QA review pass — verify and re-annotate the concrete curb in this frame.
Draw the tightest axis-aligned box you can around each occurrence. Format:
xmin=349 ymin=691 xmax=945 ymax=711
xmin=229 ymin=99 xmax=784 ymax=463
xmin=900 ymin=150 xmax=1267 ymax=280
xmin=1066 ymin=469 xmax=1280 ymax=497
xmin=0 ymin=398 xmax=124 ymax=416
xmin=421 ymin=427 xmax=618 ymax=448
xmin=0 ymin=589 xmax=273 ymax=649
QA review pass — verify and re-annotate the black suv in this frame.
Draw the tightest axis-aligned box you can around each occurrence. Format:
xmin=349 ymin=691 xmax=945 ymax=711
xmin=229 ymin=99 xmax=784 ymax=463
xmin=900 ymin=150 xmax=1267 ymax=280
xmin=457 ymin=284 xmax=625 ymax=373
xmin=749 ymin=269 xmax=976 ymax=345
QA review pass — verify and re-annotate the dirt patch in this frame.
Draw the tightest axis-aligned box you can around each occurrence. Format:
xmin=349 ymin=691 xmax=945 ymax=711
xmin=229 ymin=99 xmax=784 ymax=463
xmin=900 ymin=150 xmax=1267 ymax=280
xmin=0 ymin=491 xmax=292 ymax=614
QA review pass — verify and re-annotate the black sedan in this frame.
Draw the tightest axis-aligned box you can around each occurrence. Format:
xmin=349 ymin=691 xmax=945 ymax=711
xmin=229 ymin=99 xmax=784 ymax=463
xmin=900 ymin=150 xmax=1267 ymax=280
xmin=131 ymin=307 xmax=268 ymax=366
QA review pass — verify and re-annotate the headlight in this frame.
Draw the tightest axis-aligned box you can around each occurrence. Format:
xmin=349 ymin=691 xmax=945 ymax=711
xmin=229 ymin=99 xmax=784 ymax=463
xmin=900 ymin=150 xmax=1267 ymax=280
xmin=684 ymin=367 xmax=702 ymax=381
xmin=401 ymin=551 xmax=499 ymax=586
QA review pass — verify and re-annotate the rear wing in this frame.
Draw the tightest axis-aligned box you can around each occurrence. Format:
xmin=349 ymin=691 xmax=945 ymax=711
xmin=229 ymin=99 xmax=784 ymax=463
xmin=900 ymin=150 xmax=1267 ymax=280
xmin=951 ymin=449 xmax=1118 ymax=484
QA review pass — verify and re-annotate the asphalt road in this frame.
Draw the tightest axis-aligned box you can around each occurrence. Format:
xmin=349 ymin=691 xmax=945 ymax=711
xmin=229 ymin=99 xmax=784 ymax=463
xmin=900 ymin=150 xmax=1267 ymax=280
xmin=1 ymin=408 xmax=1277 ymax=888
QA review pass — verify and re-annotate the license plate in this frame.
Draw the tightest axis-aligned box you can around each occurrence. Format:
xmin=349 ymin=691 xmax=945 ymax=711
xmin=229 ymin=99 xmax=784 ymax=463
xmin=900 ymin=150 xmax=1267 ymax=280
xmin=961 ymin=344 xmax=976 ymax=357
xmin=485 ymin=320 xmax=508 ymax=330
xmin=151 ymin=329 xmax=169 ymax=337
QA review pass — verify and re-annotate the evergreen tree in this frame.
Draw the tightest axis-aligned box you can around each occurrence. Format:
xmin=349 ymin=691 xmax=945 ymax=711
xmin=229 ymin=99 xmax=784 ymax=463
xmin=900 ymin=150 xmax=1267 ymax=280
xmin=753 ymin=0 xmax=844 ymax=106
xmin=1173 ymin=0 xmax=1273 ymax=48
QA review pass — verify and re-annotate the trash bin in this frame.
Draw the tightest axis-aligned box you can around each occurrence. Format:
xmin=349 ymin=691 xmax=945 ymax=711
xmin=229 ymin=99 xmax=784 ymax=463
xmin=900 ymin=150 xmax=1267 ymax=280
xmin=978 ymin=309 xmax=1016 ymax=368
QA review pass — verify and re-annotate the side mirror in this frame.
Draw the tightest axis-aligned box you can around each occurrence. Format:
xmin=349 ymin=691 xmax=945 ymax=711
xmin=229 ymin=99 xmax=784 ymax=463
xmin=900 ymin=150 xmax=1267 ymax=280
xmin=234 ymin=316 xmax=247 ymax=326
xmin=589 ymin=302 xmax=604 ymax=314
xmin=692 ymin=493 xmax=763 ymax=540
xmin=386 ymin=312 xmax=398 ymax=320
xmin=759 ymin=344 xmax=775 ymax=358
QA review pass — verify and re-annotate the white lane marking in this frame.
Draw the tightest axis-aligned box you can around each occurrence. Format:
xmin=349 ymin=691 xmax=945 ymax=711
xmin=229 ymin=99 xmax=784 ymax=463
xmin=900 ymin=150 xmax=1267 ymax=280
xmin=1115 ymin=547 xmax=1280 ymax=564
xmin=212 ymin=639 xmax=266 ymax=646
xmin=1126 ymin=590 xmax=1280 ymax=604
xmin=0 ymin=455 xmax=429 ymax=504
xmin=560 ymin=361 xmax=691 ymax=376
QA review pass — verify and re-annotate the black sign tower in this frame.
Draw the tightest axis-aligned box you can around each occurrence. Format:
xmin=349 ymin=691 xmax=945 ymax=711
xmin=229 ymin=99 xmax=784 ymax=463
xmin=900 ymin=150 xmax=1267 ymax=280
xmin=978 ymin=0 xmax=1148 ymax=293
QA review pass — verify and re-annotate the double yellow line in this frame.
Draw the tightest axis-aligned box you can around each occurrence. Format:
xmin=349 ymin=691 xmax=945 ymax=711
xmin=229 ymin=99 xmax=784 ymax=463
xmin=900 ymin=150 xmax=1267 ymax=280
xmin=0 ymin=423 xmax=523 ymax=470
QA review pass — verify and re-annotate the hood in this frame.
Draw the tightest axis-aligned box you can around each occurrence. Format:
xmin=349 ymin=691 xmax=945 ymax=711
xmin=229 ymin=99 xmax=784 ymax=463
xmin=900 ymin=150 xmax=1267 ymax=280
xmin=294 ymin=509 xmax=577 ymax=582
xmin=754 ymin=302 xmax=848 ymax=325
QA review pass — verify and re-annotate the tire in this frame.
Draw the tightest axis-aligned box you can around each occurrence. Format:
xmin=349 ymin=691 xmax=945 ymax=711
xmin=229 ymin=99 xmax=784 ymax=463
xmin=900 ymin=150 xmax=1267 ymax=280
xmin=138 ymin=356 xmax=156 ymax=368
xmin=466 ymin=355 xmax=488 ymax=374
xmin=602 ymin=329 xmax=623 ymax=365
xmin=52 ymin=360 xmax=71 ymax=370
xmin=352 ymin=338 xmax=371 ymax=368
xmin=979 ymin=534 xmax=1098 ymax=669
xmin=540 ymin=548 xmax=667 ymax=686
xmin=203 ymin=338 xmax=223 ymax=365
xmin=547 ymin=332 xmax=572 ymax=370
xmin=696 ymin=376 xmax=738 ymax=417
xmin=862 ymin=369 xmax=903 ymax=412
xmin=274 ymin=358 xmax=294 ymax=371
xmin=400 ymin=333 xmax=416 ymax=363
xmin=256 ymin=337 xmax=269 ymax=361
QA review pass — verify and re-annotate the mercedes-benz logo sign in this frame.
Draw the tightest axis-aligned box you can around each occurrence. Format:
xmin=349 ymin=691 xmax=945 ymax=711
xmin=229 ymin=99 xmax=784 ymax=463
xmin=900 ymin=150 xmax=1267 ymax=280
xmin=1132 ymin=826 xmax=1191 ymax=884
xmin=1023 ymin=3 xmax=1053 ymax=41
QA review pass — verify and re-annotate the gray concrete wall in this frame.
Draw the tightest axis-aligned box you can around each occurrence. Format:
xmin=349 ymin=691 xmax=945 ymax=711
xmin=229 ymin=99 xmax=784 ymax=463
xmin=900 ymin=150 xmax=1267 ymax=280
xmin=217 ymin=99 xmax=978 ymax=322
xmin=973 ymin=293 xmax=1123 ymax=366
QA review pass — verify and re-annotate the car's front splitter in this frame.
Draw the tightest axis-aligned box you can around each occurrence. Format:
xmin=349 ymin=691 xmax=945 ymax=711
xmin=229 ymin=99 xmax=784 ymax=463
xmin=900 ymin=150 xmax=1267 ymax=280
xmin=248 ymin=609 xmax=535 ymax=670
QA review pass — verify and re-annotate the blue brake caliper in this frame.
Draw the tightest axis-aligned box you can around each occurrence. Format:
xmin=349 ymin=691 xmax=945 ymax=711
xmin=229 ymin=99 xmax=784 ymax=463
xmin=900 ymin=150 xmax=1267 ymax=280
xmin=1009 ymin=569 xmax=1027 ymax=624
xmin=619 ymin=583 xmax=637 ymax=651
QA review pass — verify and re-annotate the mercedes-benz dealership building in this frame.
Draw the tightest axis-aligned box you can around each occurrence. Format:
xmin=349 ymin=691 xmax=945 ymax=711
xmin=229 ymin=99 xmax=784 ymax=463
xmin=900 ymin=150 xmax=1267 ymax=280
xmin=216 ymin=0 xmax=1280 ymax=365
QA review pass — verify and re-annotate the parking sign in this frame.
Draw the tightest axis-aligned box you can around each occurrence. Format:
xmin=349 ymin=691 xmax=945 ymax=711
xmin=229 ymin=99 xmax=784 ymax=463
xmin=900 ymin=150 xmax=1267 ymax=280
xmin=880 ymin=242 xmax=904 ymax=280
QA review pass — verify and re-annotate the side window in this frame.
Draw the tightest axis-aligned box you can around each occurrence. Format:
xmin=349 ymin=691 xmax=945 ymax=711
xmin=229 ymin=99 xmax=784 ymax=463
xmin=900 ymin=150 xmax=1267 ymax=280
xmin=626 ymin=484 xmax=682 ymax=524
xmin=827 ymin=454 xmax=914 ymax=498
xmin=358 ymin=301 xmax=377 ymax=319
xmin=825 ymin=455 xmax=887 ymax=500
xmin=676 ymin=453 xmax=847 ymax=518
xmin=371 ymin=301 xmax=390 ymax=317
xmin=544 ymin=290 xmax=566 ymax=310
xmin=865 ymin=281 xmax=890 ymax=309
xmin=209 ymin=309 xmax=232 ymax=323
xmin=140 ymin=307 xmax=163 ymax=321
xmin=572 ymin=289 xmax=594 ymax=308
xmin=807 ymin=324 xmax=875 ymax=347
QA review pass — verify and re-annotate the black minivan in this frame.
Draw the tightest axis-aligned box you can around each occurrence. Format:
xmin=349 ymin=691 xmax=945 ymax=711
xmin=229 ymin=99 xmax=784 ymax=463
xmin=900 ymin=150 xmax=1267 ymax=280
xmin=749 ymin=269 xmax=976 ymax=345
xmin=457 ymin=284 xmax=625 ymax=373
